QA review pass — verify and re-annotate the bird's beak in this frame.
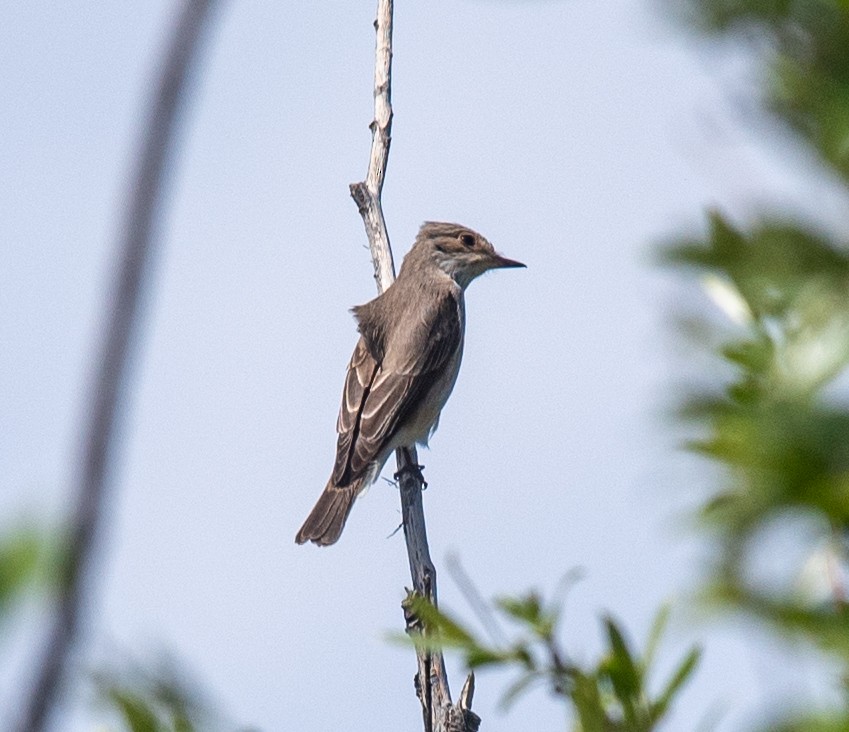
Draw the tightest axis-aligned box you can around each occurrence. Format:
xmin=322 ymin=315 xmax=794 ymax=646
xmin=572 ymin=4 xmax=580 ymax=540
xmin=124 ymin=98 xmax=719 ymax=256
xmin=488 ymin=253 xmax=526 ymax=269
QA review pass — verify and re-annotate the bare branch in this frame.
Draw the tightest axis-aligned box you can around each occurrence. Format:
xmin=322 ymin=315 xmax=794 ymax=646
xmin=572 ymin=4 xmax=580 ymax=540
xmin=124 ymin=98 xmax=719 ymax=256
xmin=348 ymin=0 xmax=395 ymax=290
xmin=15 ymin=2 xmax=220 ymax=730
xmin=349 ymin=2 xmax=478 ymax=731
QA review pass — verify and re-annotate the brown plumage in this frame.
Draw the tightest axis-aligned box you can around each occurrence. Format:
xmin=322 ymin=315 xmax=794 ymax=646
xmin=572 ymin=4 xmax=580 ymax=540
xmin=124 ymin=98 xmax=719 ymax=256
xmin=295 ymin=222 xmax=524 ymax=546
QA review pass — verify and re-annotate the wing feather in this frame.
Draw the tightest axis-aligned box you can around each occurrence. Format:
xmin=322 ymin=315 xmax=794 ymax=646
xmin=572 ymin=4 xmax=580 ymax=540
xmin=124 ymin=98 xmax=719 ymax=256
xmin=333 ymin=339 xmax=379 ymax=484
xmin=332 ymin=292 xmax=461 ymax=486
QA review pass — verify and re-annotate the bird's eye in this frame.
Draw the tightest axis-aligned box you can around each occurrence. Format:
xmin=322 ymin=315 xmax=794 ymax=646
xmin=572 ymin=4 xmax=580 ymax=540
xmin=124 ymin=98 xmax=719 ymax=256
xmin=459 ymin=233 xmax=475 ymax=248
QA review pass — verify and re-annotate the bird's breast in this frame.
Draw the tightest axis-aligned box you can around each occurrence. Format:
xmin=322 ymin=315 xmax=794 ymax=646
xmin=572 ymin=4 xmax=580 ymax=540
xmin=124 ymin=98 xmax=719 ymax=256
xmin=394 ymin=343 xmax=463 ymax=449
xmin=391 ymin=301 xmax=465 ymax=449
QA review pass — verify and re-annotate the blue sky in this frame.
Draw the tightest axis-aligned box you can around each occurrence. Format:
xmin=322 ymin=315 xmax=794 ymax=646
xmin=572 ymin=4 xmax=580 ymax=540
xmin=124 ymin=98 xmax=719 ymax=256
xmin=3 ymin=1 xmax=848 ymax=729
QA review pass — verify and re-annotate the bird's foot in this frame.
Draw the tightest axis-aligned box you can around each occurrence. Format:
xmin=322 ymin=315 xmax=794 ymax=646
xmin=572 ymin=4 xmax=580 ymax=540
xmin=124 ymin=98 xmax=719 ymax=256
xmin=394 ymin=462 xmax=428 ymax=489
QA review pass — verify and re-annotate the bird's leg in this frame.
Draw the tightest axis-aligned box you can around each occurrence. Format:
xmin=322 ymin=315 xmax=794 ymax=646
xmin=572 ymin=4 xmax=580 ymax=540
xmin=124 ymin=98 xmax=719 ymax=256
xmin=394 ymin=447 xmax=428 ymax=489
xmin=395 ymin=463 xmax=427 ymax=489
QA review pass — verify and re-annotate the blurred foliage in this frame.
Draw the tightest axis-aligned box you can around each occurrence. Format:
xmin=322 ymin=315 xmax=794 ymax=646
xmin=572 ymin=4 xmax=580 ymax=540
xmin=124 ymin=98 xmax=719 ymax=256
xmin=664 ymin=210 xmax=849 ymax=727
xmin=408 ymin=592 xmax=699 ymax=731
xmin=683 ymin=0 xmax=849 ymax=180
xmin=665 ymin=0 xmax=849 ymax=726
xmin=92 ymin=657 xmax=240 ymax=732
xmin=0 ymin=520 xmax=243 ymax=730
xmin=0 ymin=522 xmax=54 ymax=622
xmin=664 ymin=211 xmax=849 ymax=610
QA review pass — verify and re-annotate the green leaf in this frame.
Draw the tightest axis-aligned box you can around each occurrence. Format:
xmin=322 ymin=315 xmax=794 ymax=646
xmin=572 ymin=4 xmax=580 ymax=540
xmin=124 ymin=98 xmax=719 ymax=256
xmin=104 ymin=688 xmax=162 ymax=732
xmin=642 ymin=604 xmax=671 ymax=674
xmin=465 ymin=646 xmax=514 ymax=669
xmin=407 ymin=595 xmax=477 ymax=647
xmin=602 ymin=616 xmax=642 ymax=699
xmin=92 ymin=656 xmax=218 ymax=732
xmin=497 ymin=593 xmax=543 ymax=625
xmin=650 ymin=647 xmax=701 ymax=721
xmin=571 ymin=670 xmax=608 ymax=732
xmin=497 ymin=592 xmax=557 ymax=637
xmin=0 ymin=524 xmax=48 ymax=616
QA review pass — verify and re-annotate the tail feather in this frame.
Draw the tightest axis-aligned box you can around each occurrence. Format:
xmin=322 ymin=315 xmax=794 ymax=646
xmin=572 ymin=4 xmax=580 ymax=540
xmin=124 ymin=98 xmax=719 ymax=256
xmin=295 ymin=479 xmax=362 ymax=546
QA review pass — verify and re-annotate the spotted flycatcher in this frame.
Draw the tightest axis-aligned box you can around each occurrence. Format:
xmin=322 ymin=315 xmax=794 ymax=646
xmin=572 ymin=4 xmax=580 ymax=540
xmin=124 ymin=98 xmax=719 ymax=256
xmin=295 ymin=222 xmax=524 ymax=546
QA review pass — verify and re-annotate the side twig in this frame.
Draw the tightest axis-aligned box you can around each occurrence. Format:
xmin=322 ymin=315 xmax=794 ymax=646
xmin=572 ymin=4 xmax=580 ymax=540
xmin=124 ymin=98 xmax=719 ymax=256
xmin=349 ymin=2 xmax=478 ymax=731
xmin=15 ymin=2 xmax=219 ymax=730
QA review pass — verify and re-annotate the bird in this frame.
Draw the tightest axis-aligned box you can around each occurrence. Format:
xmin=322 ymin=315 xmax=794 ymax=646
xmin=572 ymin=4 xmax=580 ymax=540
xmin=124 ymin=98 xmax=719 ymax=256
xmin=295 ymin=221 xmax=525 ymax=546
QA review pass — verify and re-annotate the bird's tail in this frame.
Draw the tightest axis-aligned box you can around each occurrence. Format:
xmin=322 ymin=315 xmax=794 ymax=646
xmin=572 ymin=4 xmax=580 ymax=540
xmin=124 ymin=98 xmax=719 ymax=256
xmin=295 ymin=478 xmax=363 ymax=546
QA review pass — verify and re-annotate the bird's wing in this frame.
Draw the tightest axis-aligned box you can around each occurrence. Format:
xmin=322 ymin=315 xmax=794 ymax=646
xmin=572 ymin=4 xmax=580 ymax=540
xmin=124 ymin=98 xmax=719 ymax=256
xmin=332 ymin=292 xmax=461 ymax=486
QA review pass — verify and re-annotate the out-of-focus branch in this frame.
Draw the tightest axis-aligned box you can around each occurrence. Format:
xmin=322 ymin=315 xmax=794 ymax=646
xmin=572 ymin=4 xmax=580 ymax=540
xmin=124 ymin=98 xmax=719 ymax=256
xmin=15 ymin=2 xmax=220 ymax=730
xmin=349 ymin=2 xmax=478 ymax=731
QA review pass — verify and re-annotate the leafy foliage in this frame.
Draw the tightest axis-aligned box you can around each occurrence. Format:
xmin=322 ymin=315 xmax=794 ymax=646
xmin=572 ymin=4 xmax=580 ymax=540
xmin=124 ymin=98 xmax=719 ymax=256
xmin=672 ymin=213 xmax=849 ymax=529
xmin=666 ymin=0 xmax=849 ymax=724
xmin=92 ymin=658 xmax=238 ymax=732
xmin=684 ymin=0 xmax=849 ymax=180
xmin=408 ymin=593 xmax=700 ymax=731
xmin=665 ymin=209 xmax=849 ymax=726
xmin=0 ymin=522 xmax=54 ymax=621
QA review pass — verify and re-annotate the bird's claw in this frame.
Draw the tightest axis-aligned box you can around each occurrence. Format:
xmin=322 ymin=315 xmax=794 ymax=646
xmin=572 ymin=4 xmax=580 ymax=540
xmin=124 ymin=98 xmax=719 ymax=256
xmin=394 ymin=463 xmax=428 ymax=489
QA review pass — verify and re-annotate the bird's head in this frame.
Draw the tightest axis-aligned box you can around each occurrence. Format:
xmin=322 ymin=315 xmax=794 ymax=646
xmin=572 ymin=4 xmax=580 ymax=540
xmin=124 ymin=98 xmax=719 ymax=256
xmin=405 ymin=221 xmax=525 ymax=289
